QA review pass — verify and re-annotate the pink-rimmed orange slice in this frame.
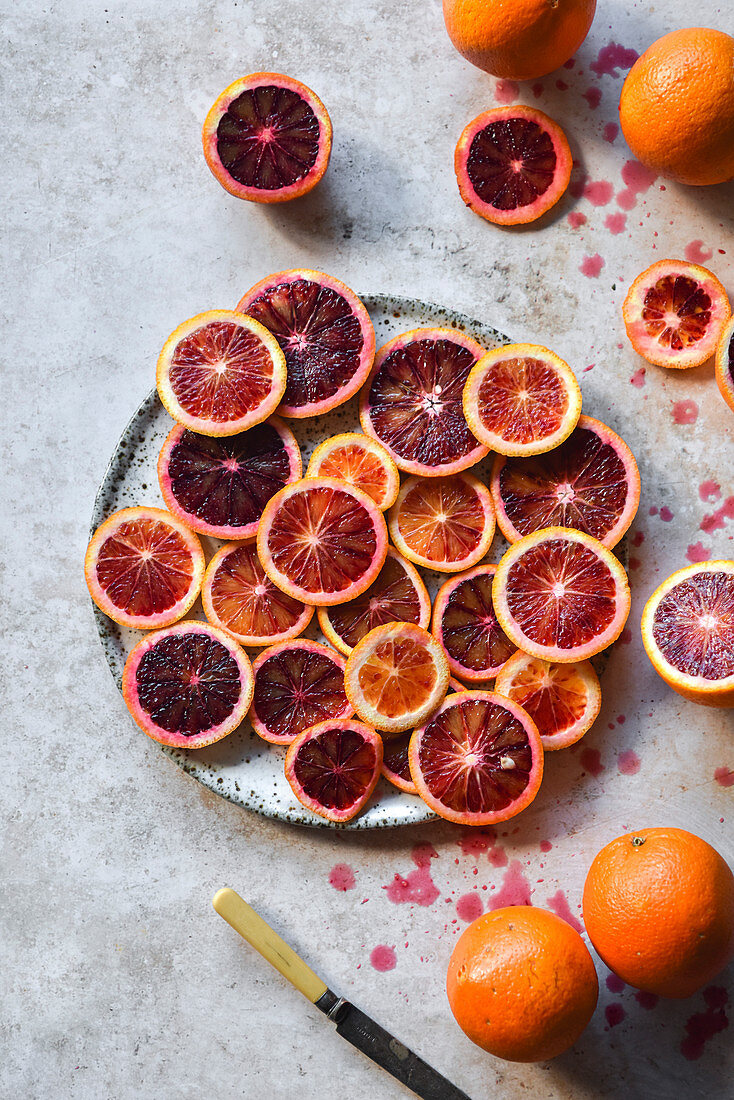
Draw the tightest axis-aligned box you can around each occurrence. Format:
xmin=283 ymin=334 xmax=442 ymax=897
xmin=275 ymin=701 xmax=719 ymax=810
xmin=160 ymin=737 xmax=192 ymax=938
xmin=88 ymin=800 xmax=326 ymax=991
xmin=431 ymin=564 xmax=517 ymax=682
xmin=388 ymin=473 xmax=495 ymax=573
xmin=381 ymin=677 xmax=465 ymax=795
xmin=715 ymin=316 xmax=734 ymax=413
xmin=306 ymin=432 xmax=400 ymax=510
xmin=249 ymin=639 xmax=352 ymax=745
xmin=493 ymin=527 xmax=631 ymax=662
xmin=285 ymin=719 xmax=383 ymax=823
xmin=495 ymin=652 xmax=601 ymax=750
xmin=85 ymin=506 xmax=205 ymax=630
xmin=359 ymin=328 xmax=488 ymax=476
xmin=257 ymin=477 xmax=388 ymax=606
xmin=202 ymin=541 xmax=313 ymax=646
xmin=408 ymin=690 xmax=543 ymax=825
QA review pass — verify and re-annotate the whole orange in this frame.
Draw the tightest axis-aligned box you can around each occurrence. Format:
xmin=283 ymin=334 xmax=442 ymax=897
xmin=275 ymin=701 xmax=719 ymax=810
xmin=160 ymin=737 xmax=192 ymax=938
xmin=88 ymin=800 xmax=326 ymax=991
xmin=583 ymin=828 xmax=734 ymax=998
xmin=442 ymin=0 xmax=597 ymax=81
xmin=446 ymin=906 xmax=598 ymax=1062
xmin=619 ymin=28 xmax=734 ymax=186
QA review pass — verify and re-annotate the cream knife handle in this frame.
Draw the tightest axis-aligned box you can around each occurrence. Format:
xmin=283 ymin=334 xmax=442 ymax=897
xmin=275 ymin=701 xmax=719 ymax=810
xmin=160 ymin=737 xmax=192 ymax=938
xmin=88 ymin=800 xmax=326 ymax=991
xmin=212 ymin=887 xmax=328 ymax=1004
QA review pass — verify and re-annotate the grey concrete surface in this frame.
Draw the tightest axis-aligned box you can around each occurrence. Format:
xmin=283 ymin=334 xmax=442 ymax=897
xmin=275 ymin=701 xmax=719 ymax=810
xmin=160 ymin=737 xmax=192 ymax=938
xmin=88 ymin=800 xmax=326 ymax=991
xmin=3 ymin=1 xmax=734 ymax=1097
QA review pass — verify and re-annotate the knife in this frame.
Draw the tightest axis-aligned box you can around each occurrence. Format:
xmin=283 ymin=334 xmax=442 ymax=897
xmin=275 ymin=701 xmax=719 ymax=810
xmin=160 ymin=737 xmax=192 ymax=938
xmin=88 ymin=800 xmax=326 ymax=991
xmin=212 ymin=888 xmax=472 ymax=1100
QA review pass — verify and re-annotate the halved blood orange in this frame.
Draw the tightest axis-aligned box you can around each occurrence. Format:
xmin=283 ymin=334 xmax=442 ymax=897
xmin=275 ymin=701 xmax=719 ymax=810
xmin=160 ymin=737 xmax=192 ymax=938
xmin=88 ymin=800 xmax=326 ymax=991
xmin=493 ymin=527 xmax=631 ymax=662
xmin=454 ymin=106 xmax=572 ymax=226
xmin=431 ymin=565 xmax=517 ymax=682
xmin=236 ymin=270 xmax=375 ymax=418
xmin=490 ymin=415 xmax=641 ymax=547
xmin=388 ymin=474 xmax=495 ymax=573
xmin=344 ymin=623 xmax=450 ymax=735
xmin=381 ymin=677 xmax=465 ymax=795
xmin=463 ymin=344 xmax=582 ymax=456
xmin=623 ymin=260 xmax=731 ymax=369
xmin=359 ymin=328 xmax=488 ymax=476
xmin=249 ymin=639 xmax=352 ymax=744
xmin=495 ymin=652 xmax=601 ymax=750
xmin=121 ymin=621 xmax=254 ymax=748
xmin=715 ymin=316 xmax=734 ymax=413
xmin=306 ymin=433 xmax=400 ymax=510
xmin=156 ymin=311 xmax=286 ymax=436
xmin=85 ymin=506 xmax=205 ymax=630
xmin=641 ymin=561 xmax=734 ymax=708
xmin=257 ymin=477 xmax=388 ymax=606
xmin=284 ymin=719 xmax=383 ymax=823
xmin=318 ymin=547 xmax=431 ymax=656
xmin=158 ymin=417 xmax=301 ymax=539
xmin=408 ymin=691 xmax=543 ymax=825
xmin=202 ymin=73 xmax=332 ymax=203
xmin=202 ymin=541 xmax=313 ymax=646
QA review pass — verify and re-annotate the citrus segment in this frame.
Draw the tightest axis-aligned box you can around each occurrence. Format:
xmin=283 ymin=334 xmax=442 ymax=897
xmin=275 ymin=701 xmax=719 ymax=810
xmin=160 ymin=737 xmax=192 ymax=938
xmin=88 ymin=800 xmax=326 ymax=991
xmin=493 ymin=527 xmax=631 ymax=662
xmin=463 ymin=344 xmax=581 ymax=456
xmin=495 ymin=651 xmax=601 ymax=750
xmin=388 ymin=474 xmax=495 ymax=573
xmin=455 ymin=107 xmax=573 ymax=225
xmin=622 ymin=260 xmax=731 ymax=369
xmin=156 ymin=311 xmax=287 ymax=436
xmin=121 ymin=621 xmax=254 ymax=748
xmin=236 ymin=270 xmax=375 ymax=418
xmin=490 ymin=415 xmax=640 ymax=547
xmin=249 ymin=639 xmax=352 ymax=745
xmin=306 ymin=433 xmax=400 ymax=510
xmin=641 ymin=561 xmax=734 ymax=707
xmin=202 ymin=73 xmax=332 ymax=202
xmin=715 ymin=316 xmax=734 ymax=414
xmin=409 ymin=690 xmax=543 ymax=825
xmin=284 ymin=719 xmax=383 ymax=823
xmin=318 ymin=547 xmax=431 ymax=656
xmin=85 ymin=506 xmax=205 ymax=630
xmin=344 ymin=623 xmax=450 ymax=735
xmin=257 ymin=477 xmax=388 ymax=606
xmin=431 ymin=565 xmax=517 ymax=682
xmin=381 ymin=677 xmax=465 ymax=794
xmin=158 ymin=417 xmax=301 ymax=539
xmin=359 ymin=328 xmax=488 ymax=476
xmin=202 ymin=542 xmax=313 ymax=646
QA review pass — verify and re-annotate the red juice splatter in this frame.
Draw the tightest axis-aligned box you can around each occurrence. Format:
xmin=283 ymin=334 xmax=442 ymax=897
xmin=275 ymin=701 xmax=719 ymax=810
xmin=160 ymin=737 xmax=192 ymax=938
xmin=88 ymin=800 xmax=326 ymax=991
xmin=617 ymin=715 xmax=626 ymax=724
xmin=459 ymin=829 xmax=496 ymax=856
xmin=699 ymin=481 xmax=721 ymax=503
xmin=531 ymin=82 xmax=544 ymax=98
xmin=620 ymin=628 xmax=632 ymax=644
xmin=660 ymin=506 xmax=674 ymax=522
xmin=635 ymin=990 xmax=659 ymax=1009
xmin=603 ymin=122 xmax=619 ymax=143
xmin=487 ymin=860 xmax=532 ymax=909
xmin=630 ymin=557 xmax=641 ymax=570
xmin=684 ymin=240 xmax=713 ymax=264
xmin=580 ymin=253 xmax=605 ymax=278
xmin=591 ymin=43 xmax=639 ymax=78
xmin=370 ymin=945 xmax=397 ymax=972
xmin=580 ymin=747 xmax=604 ymax=777
xmin=616 ymin=189 xmax=637 ymax=210
xmin=686 ymin=542 xmax=711 ymax=563
xmin=568 ymin=211 xmax=587 ymax=229
xmin=569 ymin=170 xmax=588 ymax=199
xmin=672 ymin=400 xmax=698 ymax=425
xmin=489 ymin=846 xmax=508 ymax=868
xmin=632 ymin=531 xmax=645 ymax=547
xmin=630 ymin=367 xmax=646 ymax=387
xmin=584 ymin=180 xmax=614 ymax=205
xmin=539 ymin=839 xmax=552 ymax=853
xmin=606 ymin=974 xmax=626 ymax=993
xmin=701 ymin=497 xmax=734 ymax=534
xmin=605 ymin=212 xmax=626 ymax=234
xmin=556 ymin=79 xmax=569 ymax=91
xmin=456 ymin=892 xmax=483 ymax=922
xmin=384 ymin=845 xmax=440 ymax=906
xmin=329 ymin=863 xmax=356 ymax=891
xmin=680 ymin=986 xmax=729 ymax=1060
xmin=618 ymin=750 xmax=640 ymax=775
xmin=495 ymin=79 xmax=519 ymax=104
xmin=606 ymin=1003 xmax=626 ymax=1027
xmin=649 ymin=506 xmax=659 ymax=516
xmin=564 ymin=57 xmax=576 ymax=69
xmin=582 ymin=86 xmax=602 ymax=109
xmin=715 ymin=767 xmax=734 ymax=788
xmin=622 ymin=159 xmax=657 ymax=193
xmin=546 ymin=889 xmax=584 ymax=933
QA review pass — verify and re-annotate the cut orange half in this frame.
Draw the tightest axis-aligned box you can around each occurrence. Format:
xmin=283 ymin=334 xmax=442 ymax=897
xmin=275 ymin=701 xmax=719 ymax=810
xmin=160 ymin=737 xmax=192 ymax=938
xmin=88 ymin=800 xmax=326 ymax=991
xmin=344 ymin=623 xmax=450 ymax=735
xmin=306 ymin=433 xmax=400 ymax=510
xmin=284 ymin=719 xmax=383 ymax=823
xmin=494 ymin=652 xmax=601 ymax=750
xmin=493 ymin=527 xmax=631 ymax=662
xmin=388 ymin=474 xmax=495 ymax=573
xmin=431 ymin=564 xmax=517 ymax=682
xmin=641 ymin=561 xmax=734 ymax=708
xmin=156 ymin=311 xmax=287 ymax=436
xmin=715 ymin=316 xmax=734 ymax=413
xmin=463 ymin=344 xmax=582 ymax=456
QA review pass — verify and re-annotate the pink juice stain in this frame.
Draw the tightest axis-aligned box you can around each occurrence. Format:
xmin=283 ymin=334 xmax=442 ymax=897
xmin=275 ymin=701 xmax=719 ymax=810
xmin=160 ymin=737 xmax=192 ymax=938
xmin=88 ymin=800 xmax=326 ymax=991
xmin=606 ymin=1003 xmax=626 ymax=1027
xmin=686 ymin=542 xmax=711 ymax=564
xmin=370 ymin=945 xmax=397 ymax=972
xmin=605 ymin=212 xmax=626 ymax=234
xmin=568 ymin=211 xmax=587 ymax=229
xmin=681 ymin=987 xmax=730 ymax=1060
xmin=329 ymin=863 xmax=356 ymax=891
xmin=584 ymin=180 xmax=613 ymax=206
xmin=582 ymin=87 xmax=602 ymax=109
xmin=699 ymin=481 xmax=721 ymax=503
xmin=630 ymin=367 xmax=646 ymax=387
xmin=580 ymin=253 xmax=605 ymax=278
xmin=531 ymin=82 xmax=544 ymax=98
xmin=631 ymin=531 xmax=645 ymax=547
xmin=684 ymin=240 xmax=713 ymax=264
xmin=606 ymin=974 xmax=626 ymax=994
xmin=489 ymin=846 xmax=508 ymax=868
xmin=384 ymin=844 xmax=440 ymax=907
xmin=456 ymin=892 xmax=484 ymax=923
xmin=672 ymin=400 xmax=698 ymax=425
xmin=618 ymin=750 xmax=640 ymax=775
xmin=487 ymin=860 xmax=533 ymax=910
xmin=591 ymin=43 xmax=639 ymax=78
xmin=603 ymin=122 xmax=619 ymax=143
xmin=660 ymin=506 xmax=674 ymax=522
xmin=701 ymin=496 xmax=734 ymax=534
xmin=616 ymin=159 xmax=657 ymax=210
xmin=539 ymin=839 xmax=552 ymax=853
xmin=580 ymin=747 xmax=604 ymax=777
xmin=458 ymin=829 xmax=496 ymax=857
xmin=546 ymin=889 xmax=584 ymax=933
xmin=635 ymin=990 xmax=659 ymax=1010
xmin=715 ymin=767 xmax=734 ymax=788
xmin=495 ymin=79 xmax=519 ymax=104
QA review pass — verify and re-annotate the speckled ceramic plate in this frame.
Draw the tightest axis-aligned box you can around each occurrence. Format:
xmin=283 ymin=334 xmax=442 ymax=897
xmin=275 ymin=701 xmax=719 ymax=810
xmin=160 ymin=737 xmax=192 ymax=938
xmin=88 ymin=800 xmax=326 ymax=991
xmin=91 ymin=293 xmax=623 ymax=829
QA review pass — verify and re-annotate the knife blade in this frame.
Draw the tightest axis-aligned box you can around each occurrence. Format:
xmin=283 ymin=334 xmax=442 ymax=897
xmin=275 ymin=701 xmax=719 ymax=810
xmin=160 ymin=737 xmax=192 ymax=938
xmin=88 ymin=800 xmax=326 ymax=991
xmin=212 ymin=888 xmax=472 ymax=1100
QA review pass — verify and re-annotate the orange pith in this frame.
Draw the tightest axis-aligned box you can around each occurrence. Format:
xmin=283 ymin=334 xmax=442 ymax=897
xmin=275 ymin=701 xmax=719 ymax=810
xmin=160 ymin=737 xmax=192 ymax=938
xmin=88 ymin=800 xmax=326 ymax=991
xmin=495 ymin=651 xmax=601 ymax=749
xmin=306 ymin=433 xmax=400 ymax=510
xmin=388 ymin=473 xmax=495 ymax=573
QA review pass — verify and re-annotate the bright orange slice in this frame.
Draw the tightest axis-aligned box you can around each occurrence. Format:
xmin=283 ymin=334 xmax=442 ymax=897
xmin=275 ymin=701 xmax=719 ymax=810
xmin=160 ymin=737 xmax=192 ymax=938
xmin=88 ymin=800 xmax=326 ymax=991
xmin=284 ymin=719 xmax=383 ymax=823
xmin=306 ymin=433 xmax=400 ymax=510
xmin=156 ymin=311 xmax=287 ymax=436
xmin=344 ymin=623 xmax=450 ymax=735
xmin=463 ymin=344 xmax=582 ymax=456
xmin=495 ymin=652 xmax=601 ymax=750
xmin=388 ymin=474 xmax=495 ymax=573
xmin=715 ymin=316 xmax=734 ymax=413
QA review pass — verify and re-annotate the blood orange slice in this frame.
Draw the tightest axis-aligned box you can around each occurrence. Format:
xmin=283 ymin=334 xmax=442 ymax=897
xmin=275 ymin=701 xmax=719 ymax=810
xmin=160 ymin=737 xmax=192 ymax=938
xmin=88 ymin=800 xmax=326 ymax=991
xmin=202 ymin=541 xmax=313 ymax=646
xmin=202 ymin=73 xmax=332 ymax=203
xmin=257 ymin=477 xmax=388 ymax=606
xmin=249 ymin=639 xmax=352 ymax=744
xmin=715 ymin=316 xmax=734 ymax=413
xmin=85 ymin=506 xmax=205 ymax=630
xmin=388 ymin=474 xmax=495 ymax=573
xmin=284 ymin=719 xmax=383 ymax=823
xmin=344 ymin=623 xmax=450 ymax=735
xmin=156 ymin=311 xmax=287 ymax=436
xmin=431 ymin=565 xmax=517 ymax=682
xmin=641 ymin=561 xmax=734 ymax=708
xmin=454 ymin=106 xmax=572 ymax=226
xmin=493 ymin=528 xmax=631 ymax=662
xmin=463 ymin=344 xmax=582 ymax=456
xmin=359 ymin=328 xmax=488 ymax=476
xmin=495 ymin=652 xmax=601 ymax=750
xmin=306 ymin=433 xmax=400 ymax=510
xmin=121 ymin=621 xmax=254 ymax=748
xmin=381 ymin=677 xmax=465 ymax=794
xmin=158 ymin=417 xmax=301 ymax=539
xmin=408 ymin=691 xmax=543 ymax=825
xmin=318 ymin=547 xmax=431 ymax=656
xmin=490 ymin=415 xmax=641 ymax=547
xmin=236 ymin=270 xmax=375 ymax=418
xmin=623 ymin=260 xmax=731 ymax=369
